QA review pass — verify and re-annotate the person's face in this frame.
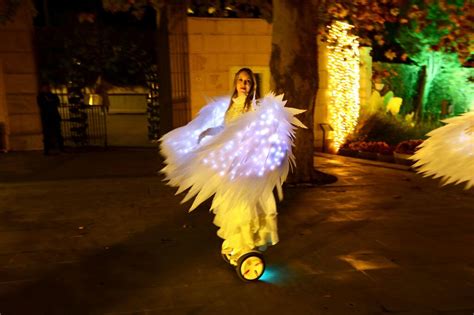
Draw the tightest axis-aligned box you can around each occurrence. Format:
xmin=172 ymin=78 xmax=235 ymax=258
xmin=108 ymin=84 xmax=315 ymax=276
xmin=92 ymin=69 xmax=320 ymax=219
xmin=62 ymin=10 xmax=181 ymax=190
xmin=236 ymin=71 xmax=252 ymax=97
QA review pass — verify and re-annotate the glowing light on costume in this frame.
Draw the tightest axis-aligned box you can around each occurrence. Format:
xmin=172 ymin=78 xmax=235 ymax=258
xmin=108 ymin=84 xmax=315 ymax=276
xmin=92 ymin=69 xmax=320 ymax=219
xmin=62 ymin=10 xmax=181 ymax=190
xmin=159 ymin=93 xmax=306 ymax=252
xmin=166 ymin=96 xmax=297 ymax=179
xmin=412 ymin=111 xmax=474 ymax=189
xmin=326 ymin=21 xmax=360 ymax=151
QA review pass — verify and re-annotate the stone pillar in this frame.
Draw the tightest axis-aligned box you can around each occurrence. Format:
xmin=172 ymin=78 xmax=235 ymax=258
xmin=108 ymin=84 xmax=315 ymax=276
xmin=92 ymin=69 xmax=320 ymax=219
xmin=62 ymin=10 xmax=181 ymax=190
xmin=0 ymin=2 xmax=41 ymax=150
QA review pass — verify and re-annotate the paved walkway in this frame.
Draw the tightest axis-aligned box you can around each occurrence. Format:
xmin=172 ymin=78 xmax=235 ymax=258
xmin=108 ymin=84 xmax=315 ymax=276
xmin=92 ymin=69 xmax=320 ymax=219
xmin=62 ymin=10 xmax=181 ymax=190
xmin=0 ymin=148 xmax=473 ymax=315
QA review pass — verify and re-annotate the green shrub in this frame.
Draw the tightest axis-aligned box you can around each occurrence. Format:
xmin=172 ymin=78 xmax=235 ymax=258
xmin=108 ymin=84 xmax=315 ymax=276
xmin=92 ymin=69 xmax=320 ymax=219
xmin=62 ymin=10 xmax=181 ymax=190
xmin=352 ymin=111 xmax=441 ymax=145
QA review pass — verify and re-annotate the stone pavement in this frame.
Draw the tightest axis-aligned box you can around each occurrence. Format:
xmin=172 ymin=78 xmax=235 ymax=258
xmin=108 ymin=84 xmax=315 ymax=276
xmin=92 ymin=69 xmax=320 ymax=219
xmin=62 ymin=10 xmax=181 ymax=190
xmin=0 ymin=148 xmax=473 ymax=315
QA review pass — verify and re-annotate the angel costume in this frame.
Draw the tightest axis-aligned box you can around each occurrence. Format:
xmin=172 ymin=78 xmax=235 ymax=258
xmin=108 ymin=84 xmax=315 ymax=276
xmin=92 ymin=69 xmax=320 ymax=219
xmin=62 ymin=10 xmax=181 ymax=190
xmin=160 ymin=93 xmax=306 ymax=255
xmin=411 ymin=111 xmax=474 ymax=189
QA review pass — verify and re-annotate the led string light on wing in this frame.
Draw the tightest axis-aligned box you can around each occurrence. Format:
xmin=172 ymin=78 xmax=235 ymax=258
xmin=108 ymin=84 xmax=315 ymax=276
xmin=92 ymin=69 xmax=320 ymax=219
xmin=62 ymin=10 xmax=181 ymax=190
xmin=159 ymin=92 xmax=306 ymax=218
xmin=201 ymin=100 xmax=290 ymax=179
xmin=326 ymin=21 xmax=361 ymax=151
xmin=172 ymin=100 xmax=229 ymax=155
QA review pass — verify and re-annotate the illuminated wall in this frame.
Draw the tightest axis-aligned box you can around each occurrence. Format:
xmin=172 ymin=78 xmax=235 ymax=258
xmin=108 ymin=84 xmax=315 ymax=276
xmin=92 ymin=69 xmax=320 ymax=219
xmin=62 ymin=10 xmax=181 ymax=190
xmin=0 ymin=2 xmax=41 ymax=151
xmin=187 ymin=17 xmax=272 ymax=118
xmin=326 ymin=21 xmax=361 ymax=151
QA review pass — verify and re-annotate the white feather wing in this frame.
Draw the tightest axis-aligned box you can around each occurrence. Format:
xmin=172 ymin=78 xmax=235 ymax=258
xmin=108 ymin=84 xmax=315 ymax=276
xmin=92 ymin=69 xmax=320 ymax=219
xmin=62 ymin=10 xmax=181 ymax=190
xmin=160 ymin=96 xmax=228 ymax=186
xmin=160 ymin=92 xmax=305 ymax=244
xmin=411 ymin=111 xmax=474 ymax=189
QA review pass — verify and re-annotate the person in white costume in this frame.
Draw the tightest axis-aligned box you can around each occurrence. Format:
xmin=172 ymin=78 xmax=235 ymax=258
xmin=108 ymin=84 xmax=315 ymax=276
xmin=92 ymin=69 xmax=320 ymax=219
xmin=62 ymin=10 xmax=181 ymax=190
xmin=411 ymin=111 xmax=474 ymax=189
xmin=160 ymin=68 xmax=306 ymax=272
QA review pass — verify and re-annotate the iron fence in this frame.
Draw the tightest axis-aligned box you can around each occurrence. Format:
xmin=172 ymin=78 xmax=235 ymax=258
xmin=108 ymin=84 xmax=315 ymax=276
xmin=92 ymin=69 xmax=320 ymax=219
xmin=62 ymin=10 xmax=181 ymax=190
xmin=58 ymin=104 xmax=107 ymax=147
xmin=54 ymin=89 xmax=107 ymax=147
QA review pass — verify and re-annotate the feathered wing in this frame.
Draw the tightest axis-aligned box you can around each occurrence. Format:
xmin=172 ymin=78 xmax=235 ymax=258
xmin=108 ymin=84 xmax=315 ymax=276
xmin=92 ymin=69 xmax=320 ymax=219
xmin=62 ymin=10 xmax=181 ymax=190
xmin=160 ymin=92 xmax=306 ymax=248
xmin=411 ymin=111 xmax=474 ymax=189
xmin=160 ymin=96 xmax=228 ymax=187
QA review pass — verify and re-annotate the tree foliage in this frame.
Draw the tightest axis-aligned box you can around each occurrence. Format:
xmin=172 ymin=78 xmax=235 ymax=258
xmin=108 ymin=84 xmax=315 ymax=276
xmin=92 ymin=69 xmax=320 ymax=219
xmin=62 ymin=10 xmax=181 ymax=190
xmin=101 ymin=0 xmax=272 ymax=21
xmin=187 ymin=0 xmax=272 ymax=20
xmin=372 ymin=62 xmax=421 ymax=115
xmin=0 ymin=0 xmax=22 ymax=24
xmin=36 ymin=26 xmax=155 ymax=87
xmin=323 ymin=0 xmax=473 ymax=64
xmin=101 ymin=0 xmax=165 ymax=19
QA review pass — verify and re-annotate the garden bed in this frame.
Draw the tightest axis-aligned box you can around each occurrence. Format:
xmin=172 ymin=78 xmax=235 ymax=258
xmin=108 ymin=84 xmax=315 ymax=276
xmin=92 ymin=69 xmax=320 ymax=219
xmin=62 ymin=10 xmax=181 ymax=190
xmin=338 ymin=139 xmax=423 ymax=166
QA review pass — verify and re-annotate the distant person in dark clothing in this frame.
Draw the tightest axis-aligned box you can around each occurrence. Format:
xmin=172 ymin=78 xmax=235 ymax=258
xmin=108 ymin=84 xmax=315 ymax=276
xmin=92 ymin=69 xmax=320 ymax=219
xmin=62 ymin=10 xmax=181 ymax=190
xmin=37 ymin=83 xmax=64 ymax=155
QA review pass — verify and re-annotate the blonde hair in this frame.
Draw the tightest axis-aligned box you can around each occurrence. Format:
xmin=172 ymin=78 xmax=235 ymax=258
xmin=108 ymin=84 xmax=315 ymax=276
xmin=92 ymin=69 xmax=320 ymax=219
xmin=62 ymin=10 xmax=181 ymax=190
xmin=229 ymin=68 xmax=258 ymax=112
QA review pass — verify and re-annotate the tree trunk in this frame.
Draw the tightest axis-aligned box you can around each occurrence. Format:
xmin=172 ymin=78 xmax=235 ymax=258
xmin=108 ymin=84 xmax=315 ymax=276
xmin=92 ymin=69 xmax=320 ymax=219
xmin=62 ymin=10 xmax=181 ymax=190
xmin=415 ymin=52 xmax=442 ymax=123
xmin=270 ymin=0 xmax=318 ymax=183
xmin=156 ymin=6 xmax=173 ymax=136
xmin=414 ymin=65 xmax=427 ymax=123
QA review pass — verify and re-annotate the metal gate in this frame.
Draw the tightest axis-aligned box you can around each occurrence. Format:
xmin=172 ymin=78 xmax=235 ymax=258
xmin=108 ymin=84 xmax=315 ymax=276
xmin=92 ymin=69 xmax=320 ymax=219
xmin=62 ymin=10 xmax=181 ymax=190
xmin=55 ymin=91 xmax=107 ymax=147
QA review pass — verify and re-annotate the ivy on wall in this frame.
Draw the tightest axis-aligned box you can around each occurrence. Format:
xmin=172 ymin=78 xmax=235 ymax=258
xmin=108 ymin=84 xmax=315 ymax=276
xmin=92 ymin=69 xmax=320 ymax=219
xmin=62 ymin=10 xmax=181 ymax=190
xmin=145 ymin=66 xmax=160 ymax=141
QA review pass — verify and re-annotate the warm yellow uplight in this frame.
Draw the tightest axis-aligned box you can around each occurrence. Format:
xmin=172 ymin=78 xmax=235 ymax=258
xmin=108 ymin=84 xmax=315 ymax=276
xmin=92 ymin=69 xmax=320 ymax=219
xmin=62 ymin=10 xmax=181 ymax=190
xmin=327 ymin=21 xmax=360 ymax=151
